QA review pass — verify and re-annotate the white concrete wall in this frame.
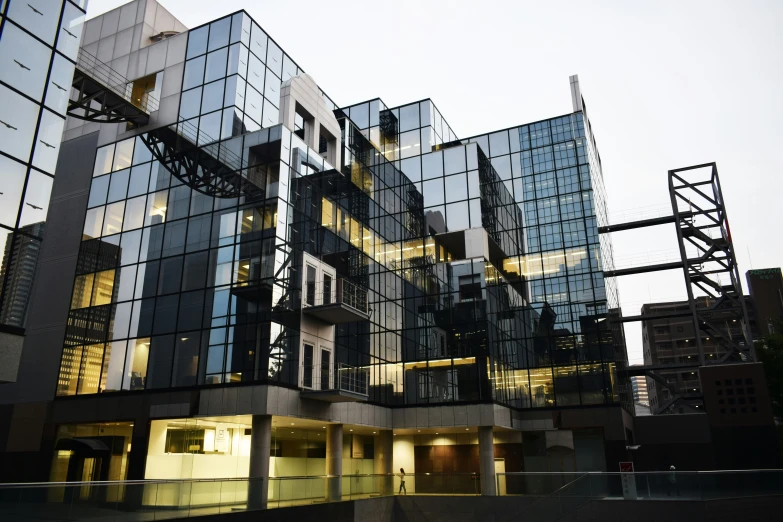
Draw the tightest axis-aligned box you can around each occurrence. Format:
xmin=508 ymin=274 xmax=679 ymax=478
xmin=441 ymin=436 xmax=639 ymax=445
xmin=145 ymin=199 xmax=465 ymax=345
xmin=65 ymin=0 xmax=188 ymax=144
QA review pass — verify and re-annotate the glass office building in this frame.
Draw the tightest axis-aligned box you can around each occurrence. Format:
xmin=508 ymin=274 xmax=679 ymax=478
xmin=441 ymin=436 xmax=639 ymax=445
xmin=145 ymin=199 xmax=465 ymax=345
xmin=0 ymin=0 xmax=631 ymax=492
xmin=55 ymin=10 xmax=625 ymax=404
xmin=0 ymin=0 xmax=87 ymax=330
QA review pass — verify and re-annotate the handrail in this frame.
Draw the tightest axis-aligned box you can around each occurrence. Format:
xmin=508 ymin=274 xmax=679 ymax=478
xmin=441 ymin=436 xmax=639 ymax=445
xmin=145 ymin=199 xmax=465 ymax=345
xmin=4 ymin=469 xmax=782 ymax=489
xmin=0 ymin=472 xmax=485 ymax=488
xmin=76 ymin=48 xmax=159 ymax=114
xmin=301 ymin=361 xmax=370 ymax=395
xmin=169 ymin=118 xmax=244 ymax=173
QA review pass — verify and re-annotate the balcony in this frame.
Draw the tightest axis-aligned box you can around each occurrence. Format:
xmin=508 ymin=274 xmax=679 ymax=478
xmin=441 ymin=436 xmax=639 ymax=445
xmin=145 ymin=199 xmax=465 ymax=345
xmin=302 ymin=278 xmax=369 ymax=324
xmin=300 ymin=363 xmax=369 ymax=402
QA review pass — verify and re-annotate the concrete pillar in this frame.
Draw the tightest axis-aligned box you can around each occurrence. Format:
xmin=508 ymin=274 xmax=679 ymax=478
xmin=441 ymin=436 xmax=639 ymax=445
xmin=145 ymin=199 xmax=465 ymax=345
xmin=478 ymin=426 xmax=496 ymax=496
xmin=124 ymin=418 xmax=151 ymax=509
xmin=374 ymin=430 xmax=393 ymax=495
xmin=247 ymin=414 xmax=272 ymax=510
xmin=326 ymin=424 xmax=343 ymax=501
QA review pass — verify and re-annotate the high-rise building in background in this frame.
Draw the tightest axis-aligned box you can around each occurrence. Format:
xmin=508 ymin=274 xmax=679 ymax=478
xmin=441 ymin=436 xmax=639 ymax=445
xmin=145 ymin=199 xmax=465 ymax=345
xmin=0 ymin=222 xmax=45 ymax=327
xmin=0 ymin=0 xmax=88 ymax=383
xmin=746 ymin=268 xmax=783 ymax=336
xmin=642 ymin=299 xmax=758 ymax=415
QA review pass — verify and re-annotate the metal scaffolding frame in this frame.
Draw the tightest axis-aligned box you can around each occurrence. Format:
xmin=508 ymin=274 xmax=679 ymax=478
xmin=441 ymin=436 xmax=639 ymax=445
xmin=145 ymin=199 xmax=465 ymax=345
xmin=598 ymin=162 xmax=754 ymax=413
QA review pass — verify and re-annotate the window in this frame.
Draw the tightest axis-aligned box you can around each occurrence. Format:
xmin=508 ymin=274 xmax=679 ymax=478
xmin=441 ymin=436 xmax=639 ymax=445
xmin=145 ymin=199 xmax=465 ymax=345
xmin=320 ymin=349 xmax=331 ymax=391
xmin=459 ymin=274 xmax=482 ymax=301
xmin=302 ymin=343 xmax=313 ymax=388
xmin=323 ymin=274 xmax=332 ymax=305
xmin=305 ymin=264 xmax=316 ymax=306
xmin=130 ymin=73 xmax=158 ymax=112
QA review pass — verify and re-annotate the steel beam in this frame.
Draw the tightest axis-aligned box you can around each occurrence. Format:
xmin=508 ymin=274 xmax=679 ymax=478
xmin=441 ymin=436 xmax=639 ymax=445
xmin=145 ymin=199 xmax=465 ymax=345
xmin=604 ymin=261 xmax=684 ymax=278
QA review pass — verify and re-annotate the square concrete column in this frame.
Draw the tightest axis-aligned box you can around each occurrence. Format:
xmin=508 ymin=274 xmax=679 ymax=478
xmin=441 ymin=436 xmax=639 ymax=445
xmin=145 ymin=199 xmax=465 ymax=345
xmin=478 ymin=426 xmax=496 ymax=496
xmin=326 ymin=424 xmax=343 ymax=501
xmin=248 ymin=414 xmax=272 ymax=510
xmin=374 ymin=429 xmax=393 ymax=495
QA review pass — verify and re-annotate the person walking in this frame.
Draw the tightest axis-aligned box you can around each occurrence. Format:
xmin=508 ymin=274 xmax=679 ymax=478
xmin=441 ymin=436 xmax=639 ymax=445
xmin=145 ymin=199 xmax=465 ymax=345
xmin=667 ymin=465 xmax=680 ymax=497
xmin=398 ymin=467 xmax=407 ymax=495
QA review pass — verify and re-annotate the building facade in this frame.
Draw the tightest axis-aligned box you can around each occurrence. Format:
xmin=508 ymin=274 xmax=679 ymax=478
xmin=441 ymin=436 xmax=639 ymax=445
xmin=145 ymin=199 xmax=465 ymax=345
xmin=746 ymin=268 xmax=783 ymax=336
xmin=0 ymin=0 xmax=633 ymax=498
xmin=0 ymin=0 xmax=88 ymax=382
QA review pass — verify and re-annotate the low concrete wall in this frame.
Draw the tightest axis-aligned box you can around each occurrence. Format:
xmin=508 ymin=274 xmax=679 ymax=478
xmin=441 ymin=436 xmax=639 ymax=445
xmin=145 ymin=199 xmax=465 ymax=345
xmin=561 ymin=495 xmax=783 ymax=522
xmin=58 ymin=494 xmax=782 ymax=522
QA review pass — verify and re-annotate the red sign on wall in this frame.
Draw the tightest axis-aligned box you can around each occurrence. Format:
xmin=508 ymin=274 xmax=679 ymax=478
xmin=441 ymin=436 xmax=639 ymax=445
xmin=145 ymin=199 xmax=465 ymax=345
xmin=619 ymin=462 xmax=634 ymax=473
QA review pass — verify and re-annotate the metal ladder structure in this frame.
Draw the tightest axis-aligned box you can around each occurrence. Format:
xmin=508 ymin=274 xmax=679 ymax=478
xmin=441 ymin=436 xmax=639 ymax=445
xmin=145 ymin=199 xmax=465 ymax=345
xmin=599 ymin=162 xmax=754 ymax=413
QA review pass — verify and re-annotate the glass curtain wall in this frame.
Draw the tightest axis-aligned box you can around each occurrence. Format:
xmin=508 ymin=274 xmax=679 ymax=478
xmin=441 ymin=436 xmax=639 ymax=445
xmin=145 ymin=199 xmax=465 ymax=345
xmin=466 ymin=115 xmax=622 ymax=408
xmin=53 ymin=9 xmax=621 ymax=410
xmin=0 ymin=0 xmax=86 ymax=328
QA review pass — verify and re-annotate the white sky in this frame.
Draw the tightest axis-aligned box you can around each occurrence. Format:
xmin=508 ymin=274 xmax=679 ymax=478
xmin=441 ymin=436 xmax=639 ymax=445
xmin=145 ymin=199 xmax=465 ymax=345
xmin=88 ymin=0 xmax=783 ymax=364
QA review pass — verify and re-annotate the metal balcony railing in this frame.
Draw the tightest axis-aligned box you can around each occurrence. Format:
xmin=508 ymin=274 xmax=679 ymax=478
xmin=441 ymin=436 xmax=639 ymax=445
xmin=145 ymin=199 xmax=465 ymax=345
xmin=301 ymin=362 xmax=369 ymax=396
xmin=75 ymin=48 xmax=159 ymax=114
xmin=303 ymin=278 xmax=368 ymax=315
xmin=169 ymin=118 xmax=244 ymax=170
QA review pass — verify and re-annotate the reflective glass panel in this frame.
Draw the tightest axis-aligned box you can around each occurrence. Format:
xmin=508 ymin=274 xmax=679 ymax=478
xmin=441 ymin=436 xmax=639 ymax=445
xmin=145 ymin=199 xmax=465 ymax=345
xmin=183 ymin=56 xmax=206 ymax=90
xmin=113 ymin=139 xmax=134 ymax=171
xmin=445 ymin=173 xmax=468 ymax=203
xmin=204 ymin=47 xmax=228 ymax=83
xmin=132 ymin=136 xmax=153 ymax=165
xmin=208 ymin=17 xmax=230 ymax=51
xmin=128 ymin=163 xmax=151 ymax=198
xmin=20 ymin=170 xmax=53 ymax=226
xmin=266 ymin=40 xmax=282 ymax=77
xmin=83 ymin=207 xmax=105 ymax=239
xmin=99 ymin=202 xmax=125 ymax=238
xmin=122 ymin=195 xmax=146 ymax=231
xmin=45 ymin=54 xmax=75 ymax=114
xmin=249 ymin=22 xmax=267 ymax=61
xmin=179 ymin=87 xmax=202 ymax=120
xmin=0 ymin=155 xmax=26 ymax=227
xmin=201 ymin=79 xmax=225 ymax=114
xmin=57 ymin=1 xmax=84 ymax=61
xmin=7 ymin=0 xmax=62 ymax=45
xmin=186 ymin=25 xmax=208 ymax=59
xmin=0 ymin=85 xmax=39 ymax=163
xmin=107 ymin=169 xmax=130 ymax=203
xmin=0 ymin=22 xmax=52 ymax=99
xmin=93 ymin=145 xmax=115 ymax=177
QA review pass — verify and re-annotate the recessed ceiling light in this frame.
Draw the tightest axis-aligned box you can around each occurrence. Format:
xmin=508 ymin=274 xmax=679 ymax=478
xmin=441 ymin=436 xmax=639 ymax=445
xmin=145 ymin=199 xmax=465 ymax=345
xmin=322 ymin=426 xmax=326 ymax=429
xmin=373 ymin=431 xmax=376 ymax=434
xmin=291 ymin=423 xmax=295 ymax=425
xmin=350 ymin=429 xmax=353 ymax=432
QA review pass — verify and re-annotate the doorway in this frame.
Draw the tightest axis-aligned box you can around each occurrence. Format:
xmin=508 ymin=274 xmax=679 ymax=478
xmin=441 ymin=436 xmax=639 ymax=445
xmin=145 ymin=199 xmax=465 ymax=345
xmin=300 ymin=341 xmax=333 ymax=390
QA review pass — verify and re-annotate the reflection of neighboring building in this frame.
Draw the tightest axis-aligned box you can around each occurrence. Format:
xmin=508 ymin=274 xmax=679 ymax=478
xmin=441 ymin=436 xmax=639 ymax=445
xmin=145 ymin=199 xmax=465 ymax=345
xmin=642 ymin=298 xmax=758 ymax=414
xmin=0 ymin=223 xmax=45 ymax=327
xmin=746 ymin=268 xmax=783 ymax=336
xmin=630 ymin=375 xmax=648 ymax=406
xmin=58 ymin=237 xmax=122 ymax=397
